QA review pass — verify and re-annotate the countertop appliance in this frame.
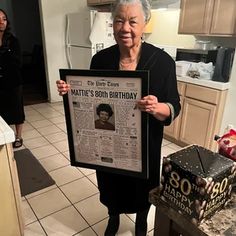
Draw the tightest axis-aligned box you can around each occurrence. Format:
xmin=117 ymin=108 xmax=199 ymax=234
xmin=212 ymin=47 xmax=235 ymax=83
xmin=66 ymin=10 xmax=116 ymax=69
xmin=176 ymin=48 xmax=218 ymax=64
xmin=176 ymin=47 xmax=235 ymax=82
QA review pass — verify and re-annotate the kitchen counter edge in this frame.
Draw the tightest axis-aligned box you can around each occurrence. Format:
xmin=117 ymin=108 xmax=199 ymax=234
xmin=177 ymin=76 xmax=230 ymax=90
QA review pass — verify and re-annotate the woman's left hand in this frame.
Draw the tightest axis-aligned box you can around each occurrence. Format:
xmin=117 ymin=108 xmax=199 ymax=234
xmin=137 ymin=95 xmax=158 ymax=115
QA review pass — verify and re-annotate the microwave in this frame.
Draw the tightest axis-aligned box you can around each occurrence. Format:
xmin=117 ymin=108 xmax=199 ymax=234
xmin=176 ymin=48 xmax=218 ymax=64
xmin=176 ymin=48 xmax=235 ymax=82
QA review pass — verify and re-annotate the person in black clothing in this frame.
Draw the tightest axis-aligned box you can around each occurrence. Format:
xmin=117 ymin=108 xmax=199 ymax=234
xmin=57 ymin=0 xmax=181 ymax=235
xmin=0 ymin=9 xmax=25 ymax=148
xmin=95 ymin=103 xmax=115 ymax=131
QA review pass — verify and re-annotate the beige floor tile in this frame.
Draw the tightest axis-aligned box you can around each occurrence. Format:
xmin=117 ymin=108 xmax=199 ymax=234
xmin=55 ymin=122 xmax=67 ymax=132
xmin=60 ymin=177 xmax=98 ymax=204
xmin=27 ymin=188 xmax=71 ymax=219
xmin=39 ymin=110 xmax=62 ymax=119
xmin=52 ymin=139 xmax=69 ymax=152
xmin=49 ymin=102 xmax=64 ymax=111
xmin=40 ymin=206 xmax=89 ymax=236
xmin=37 ymin=124 xmax=62 ymax=136
xmin=74 ymin=194 xmax=108 ymax=225
xmin=62 ymin=150 xmax=70 ymax=160
xmin=36 ymin=106 xmax=58 ymax=113
xmin=87 ymin=173 xmax=98 ymax=186
xmin=23 ymin=136 xmax=50 ymax=149
xmin=78 ymin=167 xmax=96 ymax=176
xmin=22 ymin=199 xmax=37 ymax=225
xmin=50 ymin=165 xmax=84 ymax=186
xmin=25 ymin=185 xmax=57 ymax=199
xmin=39 ymin=153 xmax=70 ymax=172
xmin=22 ymin=129 xmax=42 ymax=140
xmin=22 ymin=122 xmax=35 ymax=131
xmin=74 ymin=227 xmax=97 ymax=236
xmin=31 ymin=103 xmax=52 ymax=109
xmin=162 ymin=138 xmax=171 ymax=146
xmin=30 ymin=119 xmax=54 ymax=129
xmin=168 ymin=142 xmax=183 ymax=151
xmin=44 ymin=131 xmax=67 ymax=143
xmin=48 ymin=115 xmax=65 ymax=124
xmin=161 ymin=145 xmax=177 ymax=158
xmin=24 ymin=109 xmax=42 ymax=116
xmin=24 ymin=221 xmax=47 ymax=236
xmin=24 ymin=105 xmax=34 ymax=111
xmin=30 ymin=144 xmax=60 ymax=160
xmin=25 ymin=114 xmax=45 ymax=122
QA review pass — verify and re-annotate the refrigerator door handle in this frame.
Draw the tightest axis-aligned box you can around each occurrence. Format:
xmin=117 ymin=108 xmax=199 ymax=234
xmin=65 ymin=15 xmax=70 ymax=47
xmin=66 ymin=46 xmax=72 ymax=69
xmin=65 ymin=16 xmax=72 ymax=68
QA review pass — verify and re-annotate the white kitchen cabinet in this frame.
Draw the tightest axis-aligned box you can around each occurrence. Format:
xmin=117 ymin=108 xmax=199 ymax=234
xmin=178 ymin=0 xmax=236 ymax=36
xmin=164 ymin=81 xmax=228 ymax=150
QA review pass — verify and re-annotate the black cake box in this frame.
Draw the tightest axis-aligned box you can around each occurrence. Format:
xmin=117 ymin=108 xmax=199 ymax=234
xmin=160 ymin=144 xmax=236 ymax=225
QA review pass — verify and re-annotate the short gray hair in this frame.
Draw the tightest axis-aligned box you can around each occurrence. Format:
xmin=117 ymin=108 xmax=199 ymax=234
xmin=112 ymin=0 xmax=151 ymax=23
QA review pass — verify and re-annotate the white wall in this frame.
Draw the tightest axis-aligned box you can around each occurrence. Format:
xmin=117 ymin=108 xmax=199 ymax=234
xmin=38 ymin=0 xmax=87 ymax=102
xmin=146 ymin=9 xmax=195 ymax=47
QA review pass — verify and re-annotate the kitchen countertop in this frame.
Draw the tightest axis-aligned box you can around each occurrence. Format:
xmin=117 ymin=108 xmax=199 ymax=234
xmin=0 ymin=116 xmax=15 ymax=145
xmin=177 ymin=76 xmax=230 ymax=90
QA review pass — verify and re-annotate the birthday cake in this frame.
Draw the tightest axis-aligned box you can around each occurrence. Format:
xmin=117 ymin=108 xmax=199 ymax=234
xmin=160 ymin=144 xmax=236 ymax=225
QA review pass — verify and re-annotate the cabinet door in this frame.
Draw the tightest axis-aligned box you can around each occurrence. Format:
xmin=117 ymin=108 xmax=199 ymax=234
xmin=178 ymin=0 xmax=214 ymax=34
xmin=101 ymin=0 xmax=115 ymax=3
xmin=164 ymin=97 xmax=183 ymax=140
xmin=87 ymin=0 xmax=115 ymax=5
xmin=179 ymin=98 xmax=216 ymax=148
xmin=0 ymin=144 xmax=23 ymax=235
xmin=164 ymin=82 xmax=185 ymax=140
xmin=87 ymin=0 xmax=100 ymax=5
xmin=210 ymin=0 xmax=236 ymax=35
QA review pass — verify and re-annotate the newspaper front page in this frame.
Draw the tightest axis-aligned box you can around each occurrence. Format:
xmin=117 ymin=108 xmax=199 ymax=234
xmin=67 ymin=75 xmax=143 ymax=173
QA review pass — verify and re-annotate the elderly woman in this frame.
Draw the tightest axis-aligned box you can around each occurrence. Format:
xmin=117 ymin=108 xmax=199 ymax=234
xmin=57 ymin=0 xmax=180 ymax=235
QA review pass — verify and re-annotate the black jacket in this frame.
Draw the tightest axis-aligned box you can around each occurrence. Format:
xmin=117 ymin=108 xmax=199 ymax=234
xmin=90 ymin=42 xmax=181 ymax=214
xmin=0 ymin=34 xmax=22 ymax=88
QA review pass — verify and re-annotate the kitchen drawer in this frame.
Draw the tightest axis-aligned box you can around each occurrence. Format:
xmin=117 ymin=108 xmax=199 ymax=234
xmin=177 ymin=82 xmax=185 ymax=96
xmin=185 ymin=84 xmax=220 ymax=104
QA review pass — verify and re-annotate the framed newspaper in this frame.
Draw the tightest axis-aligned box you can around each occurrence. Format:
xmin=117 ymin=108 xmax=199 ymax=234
xmin=60 ymin=69 xmax=149 ymax=179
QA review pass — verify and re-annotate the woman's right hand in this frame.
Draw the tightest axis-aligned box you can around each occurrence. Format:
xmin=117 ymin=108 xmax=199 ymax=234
xmin=56 ymin=80 xmax=70 ymax=95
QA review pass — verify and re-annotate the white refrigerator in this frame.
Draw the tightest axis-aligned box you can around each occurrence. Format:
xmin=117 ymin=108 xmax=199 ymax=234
xmin=65 ymin=10 xmax=116 ymax=69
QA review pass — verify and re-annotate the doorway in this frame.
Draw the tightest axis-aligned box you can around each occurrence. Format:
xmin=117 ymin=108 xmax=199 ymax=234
xmin=11 ymin=0 xmax=48 ymax=105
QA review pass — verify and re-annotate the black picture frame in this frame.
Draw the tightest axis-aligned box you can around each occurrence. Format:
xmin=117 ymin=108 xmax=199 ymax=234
xmin=60 ymin=69 xmax=149 ymax=179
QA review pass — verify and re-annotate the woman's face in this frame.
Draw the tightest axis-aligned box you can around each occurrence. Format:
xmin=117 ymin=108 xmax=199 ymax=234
xmin=0 ymin=11 xmax=7 ymax=32
xmin=99 ymin=111 xmax=110 ymax=123
xmin=113 ymin=3 xmax=146 ymax=49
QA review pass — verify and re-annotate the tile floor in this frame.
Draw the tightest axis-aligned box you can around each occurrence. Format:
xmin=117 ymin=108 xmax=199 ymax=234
xmin=14 ymin=102 xmax=182 ymax=236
